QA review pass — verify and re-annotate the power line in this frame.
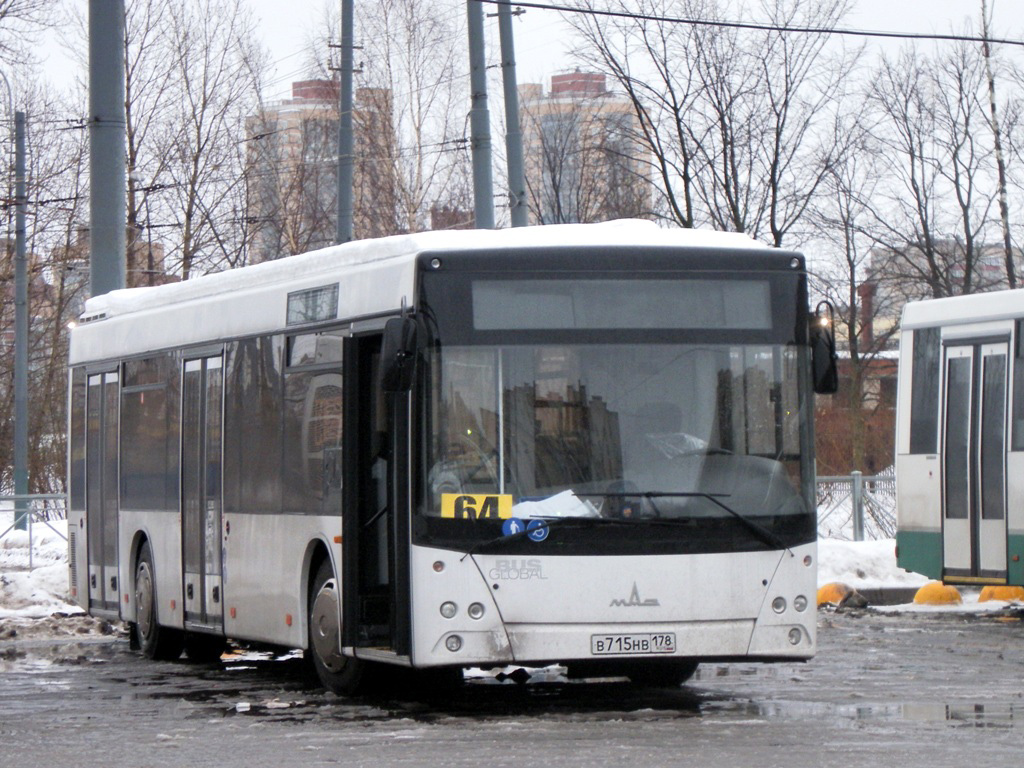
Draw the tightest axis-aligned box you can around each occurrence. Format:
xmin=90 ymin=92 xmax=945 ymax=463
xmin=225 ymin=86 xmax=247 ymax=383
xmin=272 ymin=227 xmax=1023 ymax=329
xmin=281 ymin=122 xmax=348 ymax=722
xmin=474 ymin=0 xmax=1024 ymax=49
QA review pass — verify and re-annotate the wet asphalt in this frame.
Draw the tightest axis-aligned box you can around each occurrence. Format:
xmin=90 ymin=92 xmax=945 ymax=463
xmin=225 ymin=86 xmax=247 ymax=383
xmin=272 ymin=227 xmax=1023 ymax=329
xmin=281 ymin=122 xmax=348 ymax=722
xmin=1 ymin=608 xmax=1023 ymax=768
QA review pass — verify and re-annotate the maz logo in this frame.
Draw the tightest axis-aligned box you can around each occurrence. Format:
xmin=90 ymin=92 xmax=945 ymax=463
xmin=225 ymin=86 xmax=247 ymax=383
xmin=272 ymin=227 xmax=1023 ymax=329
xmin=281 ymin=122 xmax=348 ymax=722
xmin=610 ymin=582 xmax=660 ymax=607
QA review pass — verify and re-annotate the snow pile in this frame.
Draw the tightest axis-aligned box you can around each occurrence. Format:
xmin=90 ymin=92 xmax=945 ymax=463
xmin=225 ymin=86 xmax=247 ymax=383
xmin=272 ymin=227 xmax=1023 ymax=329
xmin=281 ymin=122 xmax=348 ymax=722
xmin=817 ymin=538 xmax=928 ymax=591
xmin=0 ymin=513 xmax=81 ymax=620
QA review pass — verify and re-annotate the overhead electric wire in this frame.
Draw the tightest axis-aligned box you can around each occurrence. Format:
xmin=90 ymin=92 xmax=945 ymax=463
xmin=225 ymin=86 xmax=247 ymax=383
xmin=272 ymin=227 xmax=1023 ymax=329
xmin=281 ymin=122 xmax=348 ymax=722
xmin=473 ymin=0 xmax=1024 ymax=49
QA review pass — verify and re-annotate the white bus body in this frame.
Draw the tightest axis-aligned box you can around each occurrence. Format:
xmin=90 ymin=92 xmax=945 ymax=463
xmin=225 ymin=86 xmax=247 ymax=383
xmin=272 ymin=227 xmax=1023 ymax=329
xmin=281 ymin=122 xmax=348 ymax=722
xmin=68 ymin=220 xmax=822 ymax=691
xmin=896 ymin=290 xmax=1024 ymax=587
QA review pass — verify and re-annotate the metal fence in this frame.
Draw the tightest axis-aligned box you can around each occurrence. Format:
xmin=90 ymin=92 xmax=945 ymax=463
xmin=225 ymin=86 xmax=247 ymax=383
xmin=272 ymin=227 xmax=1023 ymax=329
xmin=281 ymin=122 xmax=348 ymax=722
xmin=816 ymin=470 xmax=896 ymax=541
xmin=0 ymin=494 xmax=68 ymax=571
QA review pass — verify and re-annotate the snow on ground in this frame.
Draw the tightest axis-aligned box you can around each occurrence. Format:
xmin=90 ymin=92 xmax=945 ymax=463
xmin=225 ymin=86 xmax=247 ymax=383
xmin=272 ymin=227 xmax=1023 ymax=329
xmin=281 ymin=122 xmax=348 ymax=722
xmin=0 ymin=514 xmax=81 ymax=620
xmin=817 ymin=538 xmax=927 ymax=590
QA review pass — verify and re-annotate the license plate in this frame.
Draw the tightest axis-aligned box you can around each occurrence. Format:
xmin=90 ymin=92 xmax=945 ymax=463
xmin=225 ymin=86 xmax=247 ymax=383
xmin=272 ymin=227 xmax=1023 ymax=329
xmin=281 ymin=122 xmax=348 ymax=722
xmin=590 ymin=633 xmax=676 ymax=655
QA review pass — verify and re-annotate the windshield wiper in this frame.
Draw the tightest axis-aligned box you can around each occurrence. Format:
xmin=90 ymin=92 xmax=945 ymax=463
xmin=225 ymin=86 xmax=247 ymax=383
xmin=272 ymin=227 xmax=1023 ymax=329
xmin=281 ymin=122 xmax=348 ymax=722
xmin=632 ymin=491 xmax=790 ymax=552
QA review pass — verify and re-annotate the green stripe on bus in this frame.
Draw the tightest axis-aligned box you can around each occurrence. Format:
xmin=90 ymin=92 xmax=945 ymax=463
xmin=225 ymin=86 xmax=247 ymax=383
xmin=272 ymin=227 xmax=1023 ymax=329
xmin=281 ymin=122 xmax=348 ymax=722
xmin=896 ymin=530 xmax=943 ymax=581
xmin=1008 ymin=534 xmax=1024 ymax=586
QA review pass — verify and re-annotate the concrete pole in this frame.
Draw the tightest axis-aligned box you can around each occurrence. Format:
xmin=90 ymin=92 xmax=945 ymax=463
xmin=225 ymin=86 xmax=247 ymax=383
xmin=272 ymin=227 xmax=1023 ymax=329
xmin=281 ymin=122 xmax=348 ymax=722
xmin=467 ymin=0 xmax=494 ymax=229
xmin=89 ymin=0 xmax=126 ymax=296
xmin=13 ymin=111 xmax=27 ymax=530
xmin=852 ymin=470 xmax=864 ymax=542
xmin=497 ymin=4 xmax=527 ymax=227
xmin=336 ymin=0 xmax=355 ymax=244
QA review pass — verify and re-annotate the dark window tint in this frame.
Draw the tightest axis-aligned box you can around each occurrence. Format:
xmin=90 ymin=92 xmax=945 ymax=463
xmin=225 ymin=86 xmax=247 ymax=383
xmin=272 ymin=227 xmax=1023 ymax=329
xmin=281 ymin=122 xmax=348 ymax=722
xmin=284 ymin=370 xmax=343 ymax=514
xmin=981 ymin=354 xmax=1006 ymax=520
xmin=287 ymin=284 xmax=339 ymax=326
xmin=910 ymin=327 xmax=941 ymax=454
xmin=69 ymin=368 xmax=86 ymax=512
xmin=121 ymin=355 xmax=178 ymax=511
xmin=1013 ymin=320 xmax=1024 ymax=451
xmin=944 ymin=356 xmax=971 ymax=520
xmin=224 ymin=336 xmax=283 ymax=514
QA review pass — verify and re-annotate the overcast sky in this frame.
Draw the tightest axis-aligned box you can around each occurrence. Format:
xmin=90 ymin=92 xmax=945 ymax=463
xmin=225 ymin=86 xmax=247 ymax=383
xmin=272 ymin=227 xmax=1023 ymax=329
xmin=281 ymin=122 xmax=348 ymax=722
xmin=38 ymin=0 xmax=1024 ymax=100
xmin=242 ymin=0 xmax=1024 ymax=99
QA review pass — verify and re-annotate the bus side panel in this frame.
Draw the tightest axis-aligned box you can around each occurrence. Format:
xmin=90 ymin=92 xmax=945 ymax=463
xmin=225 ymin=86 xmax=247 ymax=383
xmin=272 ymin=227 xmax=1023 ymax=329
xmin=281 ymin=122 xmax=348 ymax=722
xmin=1008 ymin=453 xmax=1024 ymax=586
xmin=895 ymin=453 xmax=943 ymax=580
xmin=120 ymin=509 xmax=184 ymax=630
xmin=221 ymin=512 xmax=341 ymax=648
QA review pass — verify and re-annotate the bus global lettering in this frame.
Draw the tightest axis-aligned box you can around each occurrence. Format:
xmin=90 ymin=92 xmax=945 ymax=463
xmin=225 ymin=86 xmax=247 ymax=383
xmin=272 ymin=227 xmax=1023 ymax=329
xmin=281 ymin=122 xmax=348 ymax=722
xmin=440 ymin=493 xmax=513 ymax=519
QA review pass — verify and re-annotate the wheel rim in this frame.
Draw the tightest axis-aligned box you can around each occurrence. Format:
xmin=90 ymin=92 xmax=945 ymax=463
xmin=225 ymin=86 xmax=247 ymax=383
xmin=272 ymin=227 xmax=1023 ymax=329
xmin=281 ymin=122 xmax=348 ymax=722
xmin=136 ymin=560 xmax=155 ymax=642
xmin=311 ymin=578 xmax=347 ymax=673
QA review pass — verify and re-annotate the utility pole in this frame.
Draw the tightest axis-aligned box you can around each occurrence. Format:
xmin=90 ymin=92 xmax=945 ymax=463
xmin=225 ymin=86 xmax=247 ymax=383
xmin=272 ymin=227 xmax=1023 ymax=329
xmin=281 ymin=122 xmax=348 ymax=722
xmin=89 ymin=0 xmax=127 ymax=296
xmin=13 ymin=111 xmax=27 ymax=530
xmin=335 ymin=0 xmax=355 ymax=244
xmin=467 ymin=0 xmax=494 ymax=229
xmin=497 ymin=2 xmax=527 ymax=227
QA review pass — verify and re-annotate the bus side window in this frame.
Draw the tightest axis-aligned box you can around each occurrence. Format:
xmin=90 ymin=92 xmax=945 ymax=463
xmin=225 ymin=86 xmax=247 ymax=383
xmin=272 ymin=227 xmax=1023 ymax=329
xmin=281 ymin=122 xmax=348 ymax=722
xmin=909 ymin=328 xmax=941 ymax=455
xmin=1013 ymin=320 xmax=1024 ymax=451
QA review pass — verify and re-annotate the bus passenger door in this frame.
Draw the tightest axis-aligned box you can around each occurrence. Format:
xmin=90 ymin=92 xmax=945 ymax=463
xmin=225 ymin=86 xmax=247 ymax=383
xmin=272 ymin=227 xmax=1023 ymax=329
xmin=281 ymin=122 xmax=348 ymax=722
xmin=181 ymin=355 xmax=225 ymax=630
xmin=341 ymin=332 xmax=412 ymax=657
xmin=942 ymin=341 xmax=1009 ymax=580
xmin=86 ymin=370 xmax=120 ymax=615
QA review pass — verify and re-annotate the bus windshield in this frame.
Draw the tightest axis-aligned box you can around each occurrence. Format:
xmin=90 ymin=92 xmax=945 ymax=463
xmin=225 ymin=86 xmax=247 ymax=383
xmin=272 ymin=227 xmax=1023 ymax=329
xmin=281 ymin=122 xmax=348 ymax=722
xmin=414 ymin=272 xmax=815 ymax=556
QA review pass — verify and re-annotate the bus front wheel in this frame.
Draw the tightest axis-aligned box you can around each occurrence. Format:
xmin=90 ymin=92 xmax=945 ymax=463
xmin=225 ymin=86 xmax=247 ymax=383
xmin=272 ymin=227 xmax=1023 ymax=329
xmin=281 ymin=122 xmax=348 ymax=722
xmin=133 ymin=542 xmax=184 ymax=661
xmin=307 ymin=559 xmax=364 ymax=695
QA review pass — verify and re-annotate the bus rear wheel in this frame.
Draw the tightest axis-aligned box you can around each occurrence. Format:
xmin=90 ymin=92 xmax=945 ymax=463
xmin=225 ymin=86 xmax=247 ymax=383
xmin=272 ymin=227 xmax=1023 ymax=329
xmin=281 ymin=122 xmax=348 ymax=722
xmin=134 ymin=542 xmax=184 ymax=661
xmin=306 ymin=559 xmax=364 ymax=695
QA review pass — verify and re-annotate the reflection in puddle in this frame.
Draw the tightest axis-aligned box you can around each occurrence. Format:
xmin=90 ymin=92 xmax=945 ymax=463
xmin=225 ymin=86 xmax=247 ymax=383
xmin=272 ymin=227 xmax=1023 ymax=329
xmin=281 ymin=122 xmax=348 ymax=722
xmin=707 ymin=699 xmax=1021 ymax=728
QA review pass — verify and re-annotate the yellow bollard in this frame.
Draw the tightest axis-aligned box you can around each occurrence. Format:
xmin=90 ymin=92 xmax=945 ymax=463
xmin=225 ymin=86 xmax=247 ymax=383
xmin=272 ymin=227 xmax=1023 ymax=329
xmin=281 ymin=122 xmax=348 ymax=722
xmin=816 ymin=582 xmax=852 ymax=607
xmin=913 ymin=581 xmax=962 ymax=605
xmin=978 ymin=585 xmax=1024 ymax=603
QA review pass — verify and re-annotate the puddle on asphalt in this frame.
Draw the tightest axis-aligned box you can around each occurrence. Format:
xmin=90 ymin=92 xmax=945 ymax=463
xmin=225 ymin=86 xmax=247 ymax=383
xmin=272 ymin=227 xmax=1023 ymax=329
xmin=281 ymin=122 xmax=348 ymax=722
xmin=92 ymin=648 xmax=1023 ymax=730
xmin=706 ymin=698 xmax=1022 ymax=727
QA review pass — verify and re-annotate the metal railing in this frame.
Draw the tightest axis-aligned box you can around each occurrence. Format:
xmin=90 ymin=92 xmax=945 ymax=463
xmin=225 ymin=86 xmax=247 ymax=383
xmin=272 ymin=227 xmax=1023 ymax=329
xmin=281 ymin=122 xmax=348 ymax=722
xmin=816 ymin=471 xmax=896 ymax=541
xmin=0 ymin=494 xmax=69 ymax=571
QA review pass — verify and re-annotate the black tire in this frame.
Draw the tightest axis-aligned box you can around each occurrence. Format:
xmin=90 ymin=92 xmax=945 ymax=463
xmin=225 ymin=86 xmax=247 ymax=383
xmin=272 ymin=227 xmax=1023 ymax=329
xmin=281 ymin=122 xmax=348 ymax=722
xmin=306 ymin=559 xmax=365 ymax=695
xmin=133 ymin=542 xmax=184 ymax=661
xmin=184 ymin=632 xmax=227 ymax=663
xmin=624 ymin=659 xmax=699 ymax=687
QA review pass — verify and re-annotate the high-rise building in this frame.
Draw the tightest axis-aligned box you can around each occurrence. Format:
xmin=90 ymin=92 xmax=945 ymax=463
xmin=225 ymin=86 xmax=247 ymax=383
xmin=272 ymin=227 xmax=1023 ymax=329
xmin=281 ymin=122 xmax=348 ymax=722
xmin=519 ymin=72 xmax=652 ymax=225
xmin=244 ymin=80 xmax=400 ymax=262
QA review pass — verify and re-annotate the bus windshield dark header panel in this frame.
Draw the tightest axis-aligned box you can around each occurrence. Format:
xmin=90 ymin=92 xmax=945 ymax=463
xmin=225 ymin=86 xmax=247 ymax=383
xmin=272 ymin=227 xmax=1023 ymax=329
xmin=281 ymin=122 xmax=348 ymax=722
xmin=472 ymin=279 xmax=772 ymax=332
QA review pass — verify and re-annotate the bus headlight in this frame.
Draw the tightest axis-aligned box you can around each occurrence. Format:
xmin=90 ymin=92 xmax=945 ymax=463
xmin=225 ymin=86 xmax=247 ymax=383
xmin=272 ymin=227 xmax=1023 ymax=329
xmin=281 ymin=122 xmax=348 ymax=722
xmin=445 ymin=635 xmax=463 ymax=652
xmin=793 ymin=595 xmax=808 ymax=612
xmin=467 ymin=602 xmax=485 ymax=620
xmin=440 ymin=601 xmax=457 ymax=619
xmin=788 ymin=628 xmax=802 ymax=645
xmin=772 ymin=597 xmax=786 ymax=613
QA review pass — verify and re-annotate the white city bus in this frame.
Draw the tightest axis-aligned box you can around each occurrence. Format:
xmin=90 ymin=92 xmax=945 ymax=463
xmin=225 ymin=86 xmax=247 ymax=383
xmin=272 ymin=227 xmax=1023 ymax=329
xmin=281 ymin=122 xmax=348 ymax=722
xmin=896 ymin=290 xmax=1024 ymax=588
xmin=68 ymin=220 xmax=835 ymax=693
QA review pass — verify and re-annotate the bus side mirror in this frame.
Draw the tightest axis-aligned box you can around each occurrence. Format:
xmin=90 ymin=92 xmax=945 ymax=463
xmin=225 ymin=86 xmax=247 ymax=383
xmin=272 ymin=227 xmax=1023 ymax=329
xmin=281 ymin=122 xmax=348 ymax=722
xmin=811 ymin=301 xmax=838 ymax=395
xmin=380 ymin=316 xmax=419 ymax=393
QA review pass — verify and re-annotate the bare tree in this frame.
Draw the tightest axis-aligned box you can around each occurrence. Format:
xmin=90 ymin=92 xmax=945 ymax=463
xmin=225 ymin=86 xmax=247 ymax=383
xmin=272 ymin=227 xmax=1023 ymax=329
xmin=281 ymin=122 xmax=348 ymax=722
xmin=355 ymin=0 xmax=470 ymax=233
xmin=980 ymin=0 xmax=1016 ymax=289
xmin=0 ymin=81 xmax=90 ymax=493
xmin=122 ymin=0 xmax=178 ymax=285
xmin=0 ymin=0 xmax=52 ymax=67
xmin=164 ymin=0 xmax=264 ymax=278
xmin=866 ymin=44 xmax=999 ymax=300
xmin=810 ymin=115 xmax=900 ymax=474
xmin=568 ymin=0 xmax=854 ymax=245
